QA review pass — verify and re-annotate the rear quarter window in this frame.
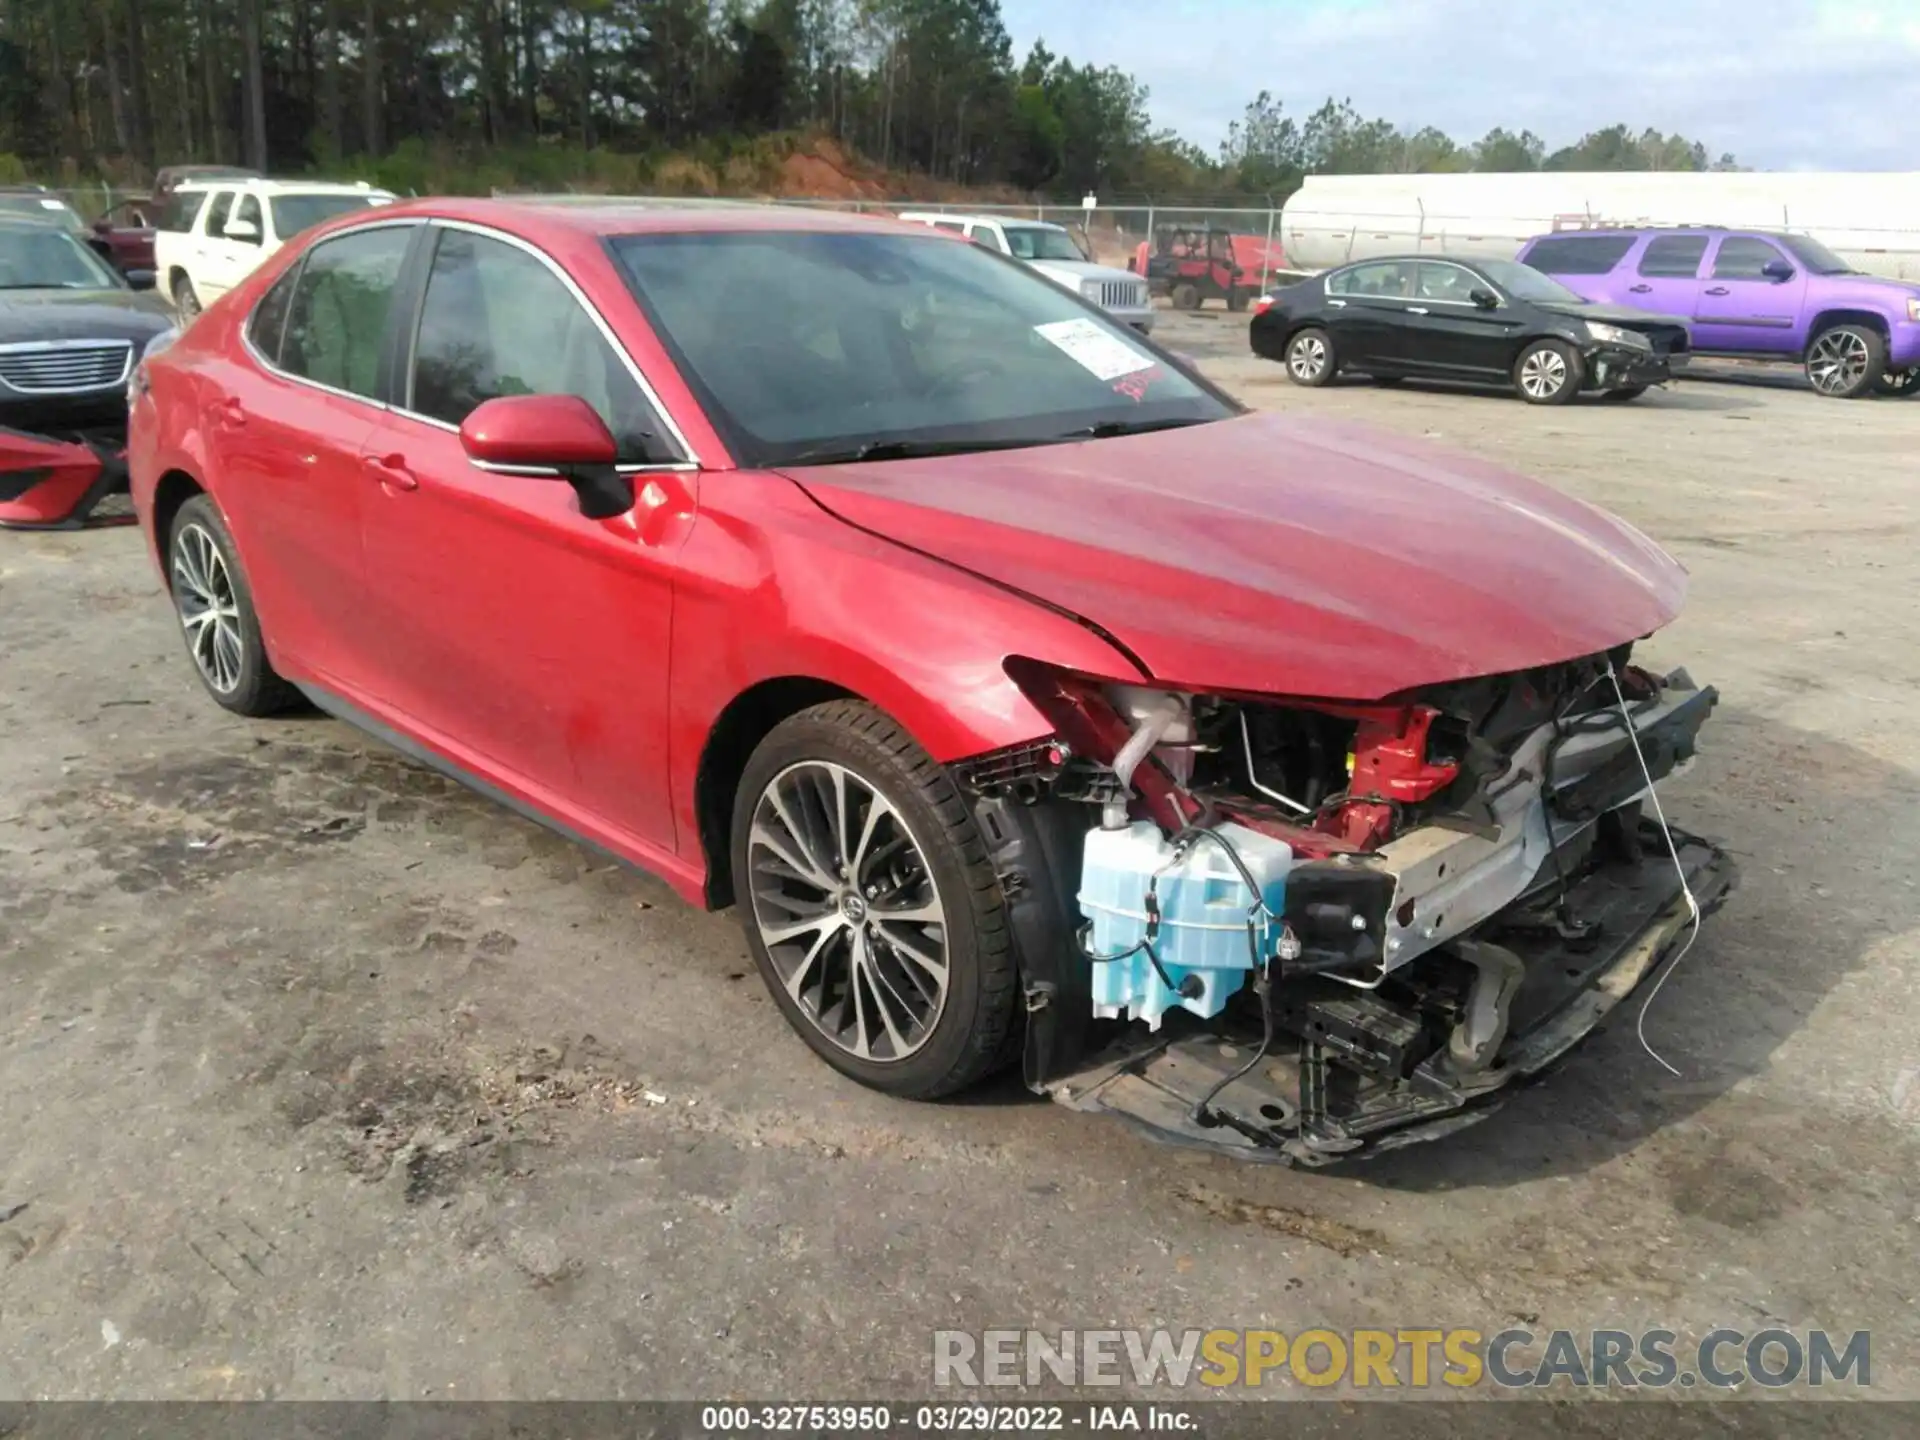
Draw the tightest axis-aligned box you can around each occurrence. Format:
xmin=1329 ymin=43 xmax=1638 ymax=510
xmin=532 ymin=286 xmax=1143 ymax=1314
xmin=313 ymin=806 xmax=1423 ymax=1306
xmin=1521 ymin=235 xmax=1636 ymax=275
xmin=159 ymin=193 xmax=207 ymax=234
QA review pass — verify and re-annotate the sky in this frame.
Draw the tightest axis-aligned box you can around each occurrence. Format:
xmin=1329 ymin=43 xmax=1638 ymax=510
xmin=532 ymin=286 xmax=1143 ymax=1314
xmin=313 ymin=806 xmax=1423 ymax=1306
xmin=1002 ymin=0 xmax=1920 ymax=172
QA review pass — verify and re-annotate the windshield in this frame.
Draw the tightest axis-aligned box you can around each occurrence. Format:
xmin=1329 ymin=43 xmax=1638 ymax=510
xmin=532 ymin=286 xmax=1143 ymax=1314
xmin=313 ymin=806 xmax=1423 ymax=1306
xmin=269 ymin=193 xmax=382 ymax=239
xmin=0 ymin=195 xmax=83 ymax=231
xmin=1002 ymin=225 xmax=1088 ymax=263
xmin=1777 ymin=233 xmax=1854 ymax=276
xmin=610 ymin=229 xmax=1231 ymax=467
xmin=0 ymin=226 xmax=121 ymax=290
xmin=1479 ymin=258 xmax=1589 ymax=306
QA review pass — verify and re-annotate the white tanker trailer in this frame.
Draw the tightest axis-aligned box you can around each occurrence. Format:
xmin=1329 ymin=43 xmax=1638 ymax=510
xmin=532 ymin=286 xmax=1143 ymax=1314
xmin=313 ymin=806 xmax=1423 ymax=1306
xmin=1279 ymin=172 xmax=1920 ymax=280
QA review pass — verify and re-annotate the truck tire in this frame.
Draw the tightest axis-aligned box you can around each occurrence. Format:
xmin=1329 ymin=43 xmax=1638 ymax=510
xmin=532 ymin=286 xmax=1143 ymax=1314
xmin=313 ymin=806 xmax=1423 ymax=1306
xmin=171 ymin=273 xmax=202 ymax=319
xmin=1873 ymin=367 xmax=1920 ymax=398
xmin=730 ymin=700 xmax=1018 ymax=1100
xmin=1805 ymin=323 xmax=1885 ymax=399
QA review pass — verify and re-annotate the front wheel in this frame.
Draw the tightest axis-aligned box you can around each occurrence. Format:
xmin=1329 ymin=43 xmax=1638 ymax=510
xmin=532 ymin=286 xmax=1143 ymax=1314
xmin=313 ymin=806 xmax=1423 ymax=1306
xmin=1805 ymin=324 xmax=1885 ymax=399
xmin=1873 ymin=367 xmax=1920 ymax=398
xmin=731 ymin=701 xmax=1018 ymax=1099
xmin=1285 ymin=327 xmax=1336 ymax=387
xmin=1514 ymin=339 xmax=1582 ymax=405
xmin=1170 ymin=282 xmax=1201 ymax=311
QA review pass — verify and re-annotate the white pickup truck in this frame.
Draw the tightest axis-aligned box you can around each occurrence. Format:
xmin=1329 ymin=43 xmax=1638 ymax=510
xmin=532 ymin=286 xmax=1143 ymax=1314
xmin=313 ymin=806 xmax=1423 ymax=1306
xmin=155 ymin=178 xmax=395 ymax=318
xmin=897 ymin=212 xmax=1155 ymax=333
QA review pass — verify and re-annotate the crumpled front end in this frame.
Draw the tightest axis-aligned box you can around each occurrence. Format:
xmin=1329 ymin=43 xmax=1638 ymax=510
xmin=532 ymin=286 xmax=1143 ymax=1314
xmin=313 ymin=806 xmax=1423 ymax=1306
xmin=0 ymin=424 xmax=132 ymax=530
xmin=956 ymin=649 xmax=1736 ymax=1165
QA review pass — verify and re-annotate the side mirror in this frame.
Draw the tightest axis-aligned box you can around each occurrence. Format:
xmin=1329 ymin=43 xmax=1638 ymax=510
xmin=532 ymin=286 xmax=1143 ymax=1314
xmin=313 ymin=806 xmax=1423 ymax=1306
xmin=460 ymin=394 xmax=631 ymax=520
xmin=125 ymin=269 xmax=157 ymax=291
xmin=1761 ymin=259 xmax=1795 ymax=282
xmin=1469 ymin=287 xmax=1499 ymax=309
xmin=225 ymin=219 xmax=261 ymax=244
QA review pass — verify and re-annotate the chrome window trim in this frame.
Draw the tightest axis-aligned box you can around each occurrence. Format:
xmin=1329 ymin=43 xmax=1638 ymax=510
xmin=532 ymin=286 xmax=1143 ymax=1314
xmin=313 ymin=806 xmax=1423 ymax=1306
xmin=396 ymin=218 xmax=699 ymax=466
xmin=236 ymin=216 xmax=424 ymax=412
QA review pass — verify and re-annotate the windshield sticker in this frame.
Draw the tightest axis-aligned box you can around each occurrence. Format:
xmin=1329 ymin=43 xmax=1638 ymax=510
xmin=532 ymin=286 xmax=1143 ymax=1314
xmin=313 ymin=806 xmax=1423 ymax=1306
xmin=1034 ymin=318 xmax=1155 ymax=382
xmin=1111 ymin=366 xmax=1164 ymax=403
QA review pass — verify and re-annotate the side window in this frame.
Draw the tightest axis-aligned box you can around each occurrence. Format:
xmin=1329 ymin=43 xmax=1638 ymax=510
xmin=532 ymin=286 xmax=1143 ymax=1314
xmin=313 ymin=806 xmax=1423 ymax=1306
xmin=1711 ymin=236 xmax=1787 ymax=280
xmin=1414 ymin=262 xmax=1477 ymax=302
xmin=279 ymin=225 xmax=412 ymax=399
xmin=931 ymin=220 xmax=965 ymax=234
xmin=202 ymin=190 xmax=235 ymax=238
xmin=1328 ymin=261 xmax=1414 ymax=298
xmin=159 ymin=193 xmax=205 ymax=233
xmin=230 ymin=194 xmax=263 ymax=245
xmin=408 ymin=228 xmax=668 ymax=463
xmin=1638 ymin=235 xmax=1708 ymax=278
xmin=246 ymin=261 xmax=302 ymax=365
xmin=966 ymin=224 xmax=1006 ymax=253
xmin=1522 ymin=235 xmax=1635 ymax=275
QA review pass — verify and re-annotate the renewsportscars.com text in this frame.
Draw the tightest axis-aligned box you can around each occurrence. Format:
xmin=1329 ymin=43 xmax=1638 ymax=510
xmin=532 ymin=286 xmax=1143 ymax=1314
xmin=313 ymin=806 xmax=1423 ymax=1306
xmin=932 ymin=1327 xmax=1871 ymax=1391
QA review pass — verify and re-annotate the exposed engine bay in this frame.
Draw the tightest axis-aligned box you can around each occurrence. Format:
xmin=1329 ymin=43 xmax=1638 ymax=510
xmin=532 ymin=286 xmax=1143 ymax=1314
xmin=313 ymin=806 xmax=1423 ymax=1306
xmin=959 ymin=648 xmax=1737 ymax=1164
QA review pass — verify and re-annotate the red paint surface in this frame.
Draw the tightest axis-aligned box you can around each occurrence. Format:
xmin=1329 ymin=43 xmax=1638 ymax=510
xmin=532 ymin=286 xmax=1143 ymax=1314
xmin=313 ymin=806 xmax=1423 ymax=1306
xmin=0 ymin=428 xmax=109 ymax=528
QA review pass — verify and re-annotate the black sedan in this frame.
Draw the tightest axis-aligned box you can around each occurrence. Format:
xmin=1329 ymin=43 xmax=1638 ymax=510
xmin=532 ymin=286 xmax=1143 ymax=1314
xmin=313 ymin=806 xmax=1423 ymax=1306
xmin=1 ymin=217 xmax=174 ymax=529
xmin=1250 ymin=255 xmax=1690 ymax=404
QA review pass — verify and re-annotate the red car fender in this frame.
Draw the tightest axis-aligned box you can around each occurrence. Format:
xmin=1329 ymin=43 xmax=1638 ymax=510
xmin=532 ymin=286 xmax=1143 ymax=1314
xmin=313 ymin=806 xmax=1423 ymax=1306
xmin=0 ymin=426 xmax=130 ymax=530
xmin=667 ymin=471 xmax=1150 ymax=882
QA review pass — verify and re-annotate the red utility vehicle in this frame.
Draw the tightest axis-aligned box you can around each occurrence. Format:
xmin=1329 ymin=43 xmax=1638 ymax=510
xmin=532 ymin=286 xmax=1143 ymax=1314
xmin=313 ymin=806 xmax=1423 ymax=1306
xmin=1130 ymin=224 xmax=1286 ymax=311
xmin=126 ymin=200 xmax=1731 ymax=1164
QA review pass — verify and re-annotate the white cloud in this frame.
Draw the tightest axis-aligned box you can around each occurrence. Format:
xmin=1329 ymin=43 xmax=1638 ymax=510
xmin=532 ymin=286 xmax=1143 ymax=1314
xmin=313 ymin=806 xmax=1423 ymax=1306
xmin=1005 ymin=0 xmax=1920 ymax=170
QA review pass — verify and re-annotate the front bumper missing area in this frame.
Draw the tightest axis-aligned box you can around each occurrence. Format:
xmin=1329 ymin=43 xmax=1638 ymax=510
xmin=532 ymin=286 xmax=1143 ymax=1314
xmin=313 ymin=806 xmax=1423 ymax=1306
xmin=0 ymin=425 xmax=132 ymax=531
xmin=1045 ymin=825 xmax=1735 ymax=1165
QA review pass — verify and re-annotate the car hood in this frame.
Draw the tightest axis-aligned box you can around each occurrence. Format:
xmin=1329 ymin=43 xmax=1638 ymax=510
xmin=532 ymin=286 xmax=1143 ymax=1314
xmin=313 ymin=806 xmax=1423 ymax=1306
xmin=0 ymin=289 xmax=176 ymax=344
xmin=779 ymin=412 xmax=1686 ymax=700
xmin=1029 ymin=260 xmax=1142 ymax=286
xmin=1540 ymin=301 xmax=1692 ymax=331
xmin=1827 ymin=273 xmax=1920 ymax=301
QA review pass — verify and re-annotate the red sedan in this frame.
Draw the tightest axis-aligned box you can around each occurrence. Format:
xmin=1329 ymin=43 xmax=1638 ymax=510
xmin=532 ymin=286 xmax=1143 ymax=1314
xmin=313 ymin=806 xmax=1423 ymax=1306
xmin=127 ymin=200 xmax=1733 ymax=1164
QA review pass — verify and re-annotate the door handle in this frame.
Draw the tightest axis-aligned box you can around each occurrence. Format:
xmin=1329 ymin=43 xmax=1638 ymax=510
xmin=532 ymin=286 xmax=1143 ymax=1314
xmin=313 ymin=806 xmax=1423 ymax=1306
xmin=1406 ymin=306 xmax=1429 ymax=314
xmin=1705 ymin=286 xmax=1730 ymax=296
xmin=1326 ymin=298 xmax=1347 ymax=308
xmin=364 ymin=454 xmax=419 ymax=492
xmin=1629 ymin=284 xmax=1652 ymax=293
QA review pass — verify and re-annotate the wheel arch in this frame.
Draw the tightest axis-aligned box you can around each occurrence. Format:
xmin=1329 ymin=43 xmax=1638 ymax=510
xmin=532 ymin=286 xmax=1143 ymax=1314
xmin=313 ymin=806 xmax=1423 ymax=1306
xmin=1806 ymin=309 xmax=1891 ymax=354
xmin=150 ymin=468 xmax=208 ymax=583
xmin=694 ymin=675 xmax=863 ymax=910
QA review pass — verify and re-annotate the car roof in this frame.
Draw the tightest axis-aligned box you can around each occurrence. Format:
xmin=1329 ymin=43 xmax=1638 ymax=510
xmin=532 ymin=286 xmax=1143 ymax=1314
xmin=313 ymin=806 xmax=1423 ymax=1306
xmin=174 ymin=177 xmax=392 ymax=197
xmin=1532 ymin=227 xmax=1766 ymax=239
xmin=897 ymin=210 xmax=1064 ymax=230
xmin=361 ymin=196 xmax=944 ymax=242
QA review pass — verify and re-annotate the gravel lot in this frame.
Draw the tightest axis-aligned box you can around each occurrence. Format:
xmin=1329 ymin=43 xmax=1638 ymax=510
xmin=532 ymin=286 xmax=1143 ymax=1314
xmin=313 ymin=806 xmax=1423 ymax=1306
xmin=3 ymin=308 xmax=1918 ymax=1408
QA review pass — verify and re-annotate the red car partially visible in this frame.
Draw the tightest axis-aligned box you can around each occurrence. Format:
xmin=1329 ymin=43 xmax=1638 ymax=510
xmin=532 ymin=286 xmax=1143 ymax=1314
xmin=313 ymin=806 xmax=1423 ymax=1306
xmin=127 ymin=199 xmax=1732 ymax=1165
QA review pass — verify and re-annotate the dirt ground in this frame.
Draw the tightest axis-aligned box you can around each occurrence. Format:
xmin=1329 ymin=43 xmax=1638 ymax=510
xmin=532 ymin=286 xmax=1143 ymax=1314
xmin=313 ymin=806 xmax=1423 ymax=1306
xmin=3 ymin=310 xmax=1918 ymax=1408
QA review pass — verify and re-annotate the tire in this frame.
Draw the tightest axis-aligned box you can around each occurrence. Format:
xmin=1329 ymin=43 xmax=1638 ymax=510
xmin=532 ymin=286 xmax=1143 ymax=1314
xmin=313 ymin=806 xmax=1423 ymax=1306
xmin=1602 ymin=385 xmax=1649 ymax=402
xmin=1285 ymin=327 xmax=1336 ymax=387
xmin=1805 ymin=324 xmax=1885 ymax=399
xmin=1171 ymin=282 xmax=1200 ymax=311
xmin=171 ymin=273 xmax=202 ymax=320
xmin=166 ymin=495 xmax=300 ymax=716
xmin=730 ymin=700 xmax=1017 ymax=1100
xmin=1514 ymin=339 xmax=1582 ymax=405
xmin=1873 ymin=367 xmax=1920 ymax=398
xmin=1227 ymin=288 xmax=1250 ymax=314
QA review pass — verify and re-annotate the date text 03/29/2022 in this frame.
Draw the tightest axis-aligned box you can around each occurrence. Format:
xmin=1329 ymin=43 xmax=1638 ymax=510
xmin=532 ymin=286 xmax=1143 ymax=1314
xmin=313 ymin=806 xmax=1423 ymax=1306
xmin=700 ymin=1405 xmax=1195 ymax=1433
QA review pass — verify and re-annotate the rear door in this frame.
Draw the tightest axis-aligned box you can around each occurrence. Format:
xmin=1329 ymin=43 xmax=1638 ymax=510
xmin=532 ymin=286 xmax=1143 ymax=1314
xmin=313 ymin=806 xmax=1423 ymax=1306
xmin=1693 ymin=235 xmax=1806 ymax=354
xmin=354 ymin=223 xmax=694 ymax=853
xmin=1321 ymin=260 xmax=1418 ymax=369
xmin=206 ymin=221 xmax=417 ymax=693
xmin=194 ymin=189 xmax=245 ymax=299
xmin=1515 ymin=234 xmax=1637 ymax=303
xmin=1621 ymin=233 xmax=1708 ymax=319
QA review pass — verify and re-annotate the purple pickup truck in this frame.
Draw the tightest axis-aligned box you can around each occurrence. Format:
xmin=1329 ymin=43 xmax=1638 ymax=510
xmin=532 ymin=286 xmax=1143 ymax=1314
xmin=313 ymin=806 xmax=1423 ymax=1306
xmin=1517 ymin=228 xmax=1920 ymax=400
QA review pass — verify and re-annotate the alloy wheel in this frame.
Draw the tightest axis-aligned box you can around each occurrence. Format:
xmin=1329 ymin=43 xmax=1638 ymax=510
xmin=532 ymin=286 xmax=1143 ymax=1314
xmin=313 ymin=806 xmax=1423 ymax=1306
xmin=1519 ymin=347 xmax=1569 ymax=400
xmin=745 ymin=760 xmax=950 ymax=1063
xmin=1288 ymin=334 xmax=1328 ymax=383
xmin=1876 ymin=367 xmax=1920 ymax=398
xmin=171 ymin=523 xmax=244 ymax=694
xmin=1808 ymin=330 xmax=1871 ymax=396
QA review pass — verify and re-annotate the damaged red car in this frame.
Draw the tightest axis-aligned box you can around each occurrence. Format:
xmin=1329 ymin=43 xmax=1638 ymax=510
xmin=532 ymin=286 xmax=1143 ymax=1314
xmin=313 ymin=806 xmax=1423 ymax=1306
xmin=127 ymin=201 xmax=1734 ymax=1164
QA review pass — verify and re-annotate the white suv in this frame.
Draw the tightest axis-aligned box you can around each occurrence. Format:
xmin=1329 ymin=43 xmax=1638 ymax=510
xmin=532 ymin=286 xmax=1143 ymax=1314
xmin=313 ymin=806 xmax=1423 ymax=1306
xmin=897 ymin=212 xmax=1154 ymax=333
xmin=156 ymin=178 xmax=396 ymax=317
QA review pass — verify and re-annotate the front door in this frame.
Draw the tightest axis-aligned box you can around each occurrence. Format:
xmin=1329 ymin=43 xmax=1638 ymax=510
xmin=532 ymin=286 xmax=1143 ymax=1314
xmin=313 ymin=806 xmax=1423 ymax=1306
xmin=356 ymin=223 xmax=695 ymax=855
xmin=1693 ymin=235 xmax=1807 ymax=354
xmin=203 ymin=222 xmax=416 ymax=694
xmin=194 ymin=189 xmax=247 ymax=300
xmin=1394 ymin=262 xmax=1522 ymax=379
